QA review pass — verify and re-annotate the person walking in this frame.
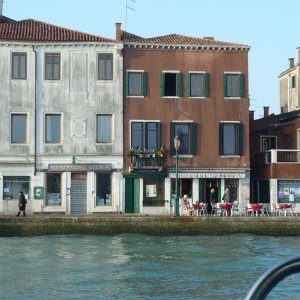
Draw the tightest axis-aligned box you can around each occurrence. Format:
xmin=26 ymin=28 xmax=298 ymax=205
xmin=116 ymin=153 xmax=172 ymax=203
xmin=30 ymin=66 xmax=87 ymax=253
xmin=16 ymin=191 xmax=27 ymax=217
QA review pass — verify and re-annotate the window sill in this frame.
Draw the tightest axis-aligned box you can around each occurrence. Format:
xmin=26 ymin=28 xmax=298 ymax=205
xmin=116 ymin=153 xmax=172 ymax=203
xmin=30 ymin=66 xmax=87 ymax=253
xmin=44 ymin=79 xmax=62 ymax=83
xmin=224 ymin=97 xmax=242 ymax=100
xmin=189 ymin=97 xmax=206 ymax=99
xmin=162 ymin=96 xmax=180 ymax=99
xmin=220 ymin=155 xmax=241 ymax=158
xmin=126 ymin=96 xmax=145 ymax=98
xmin=173 ymin=155 xmax=193 ymax=158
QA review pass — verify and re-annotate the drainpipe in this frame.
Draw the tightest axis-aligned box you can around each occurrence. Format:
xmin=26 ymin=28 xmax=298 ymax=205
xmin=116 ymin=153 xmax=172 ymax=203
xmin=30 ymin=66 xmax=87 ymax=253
xmin=32 ymin=46 xmax=37 ymax=175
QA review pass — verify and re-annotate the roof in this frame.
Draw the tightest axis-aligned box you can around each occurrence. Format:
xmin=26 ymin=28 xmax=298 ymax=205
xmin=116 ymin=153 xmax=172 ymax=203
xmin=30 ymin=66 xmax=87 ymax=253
xmin=121 ymin=31 xmax=250 ymax=49
xmin=0 ymin=17 xmax=116 ymax=43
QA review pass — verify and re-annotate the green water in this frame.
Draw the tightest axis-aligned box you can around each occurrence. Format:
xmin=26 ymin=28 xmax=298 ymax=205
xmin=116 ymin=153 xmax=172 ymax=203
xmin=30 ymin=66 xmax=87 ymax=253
xmin=1 ymin=234 xmax=300 ymax=299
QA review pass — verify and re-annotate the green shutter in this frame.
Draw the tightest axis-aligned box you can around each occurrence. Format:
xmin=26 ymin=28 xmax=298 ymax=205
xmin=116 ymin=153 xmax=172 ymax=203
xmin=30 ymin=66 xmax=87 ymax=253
xmin=223 ymin=74 xmax=227 ymax=97
xmin=239 ymin=74 xmax=244 ymax=98
xmin=170 ymin=123 xmax=175 ymax=155
xmin=238 ymin=123 xmax=244 ymax=155
xmin=190 ymin=123 xmax=197 ymax=155
xmin=176 ymin=72 xmax=183 ymax=97
xmin=142 ymin=72 xmax=147 ymax=96
xmin=125 ymin=70 xmax=129 ymax=96
xmin=204 ymin=73 xmax=209 ymax=97
xmin=160 ymin=72 xmax=165 ymax=97
xmin=219 ymin=123 xmax=224 ymax=155
xmin=187 ymin=73 xmax=191 ymax=97
xmin=125 ymin=178 xmax=133 ymax=213
xmin=199 ymin=179 xmax=203 ymax=202
xmin=157 ymin=122 xmax=161 ymax=148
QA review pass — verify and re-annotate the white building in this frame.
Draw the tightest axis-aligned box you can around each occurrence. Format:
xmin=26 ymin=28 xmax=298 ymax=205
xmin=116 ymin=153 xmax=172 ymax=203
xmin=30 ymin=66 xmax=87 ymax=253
xmin=0 ymin=17 xmax=123 ymax=215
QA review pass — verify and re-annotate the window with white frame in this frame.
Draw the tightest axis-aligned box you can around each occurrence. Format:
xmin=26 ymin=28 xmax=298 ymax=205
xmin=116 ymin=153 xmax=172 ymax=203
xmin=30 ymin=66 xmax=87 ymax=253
xmin=11 ymin=114 xmax=27 ymax=143
xmin=98 ymin=53 xmax=113 ymax=80
xmin=131 ymin=122 xmax=160 ymax=150
xmin=45 ymin=114 xmax=62 ymax=144
xmin=223 ymin=73 xmax=244 ymax=98
xmin=45 ymin=53 xmax=60 ymax=80
xmin=96 ymin=114 xmax=112 ymax=143
xmin=12 ymin=52 xmax=27 ymax=79
xmin=125 ymin=71 xmax=147 ymax=96
xmin=160 ymin=71 xmax=182 ymax=97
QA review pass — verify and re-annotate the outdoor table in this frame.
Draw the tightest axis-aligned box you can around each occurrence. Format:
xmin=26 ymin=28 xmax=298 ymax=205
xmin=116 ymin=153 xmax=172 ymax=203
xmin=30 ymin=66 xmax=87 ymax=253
xmin=279 ymin=203 xmax=293 ymax=216
xmin=250 ymin=204 xmax=263 ymax=216
xmin=219 ymin=203 xmax=233 ymax=216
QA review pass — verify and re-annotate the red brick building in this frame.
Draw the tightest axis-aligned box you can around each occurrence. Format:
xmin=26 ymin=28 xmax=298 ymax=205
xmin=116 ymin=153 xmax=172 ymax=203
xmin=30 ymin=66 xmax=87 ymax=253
xmin=117 ymin=24 xmax=251 ymax=214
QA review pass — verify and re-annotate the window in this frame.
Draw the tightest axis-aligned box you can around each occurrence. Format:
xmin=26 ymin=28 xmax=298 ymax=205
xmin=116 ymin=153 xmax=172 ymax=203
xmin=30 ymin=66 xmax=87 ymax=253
xmin=143 ymin=179 xmax=165 ymax=207
xmin=219 ymin=123 xmax=243 ymax=155
xmin=12 ymin=52 xmax=27 ymax=79
xmin=223 ymin=73 xmax=244 ymax=97
xmin=260 ymin=136 xmax=277 ymax=152
xmin=292 ymin=75 xmax=296 ymax=89
xmin=160 ymin=72 xmax=182 ymax=97
xmin=278 ymin=180 xmax=300 ymax=203
xmin=45 ymin=114 xmax=61 ymax=144
xmin=11 ymin=114 xmax=27 ymax=143
xmin=45 ymin=53 xmax=60 ymax=80
xmin=188 ymin=73 xmax=209 ymax=97
xmin=46 ymin=173 xmax=61 ymax=206
xmin=96 ymin=173 xmax=112 ymax=206
xmin=125 ymin=71 xmax=147 ymax=96
xmin=97 ymin=114 xmax=112 ymax=143
xmin=170 ymin=123 xmax=196 ymax=155
xmin=3 ymin=176 xmax=30 ymax=200
xmin=98 ymin=53 xmax=113 ymax=80
xmin=131 ymin=122 xmax=160 ymax=150
xmin=171 ymin=178 xmax=192 ymax=199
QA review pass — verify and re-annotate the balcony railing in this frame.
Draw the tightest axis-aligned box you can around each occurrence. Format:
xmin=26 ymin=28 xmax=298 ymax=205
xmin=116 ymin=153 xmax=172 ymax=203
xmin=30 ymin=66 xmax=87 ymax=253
xmin=253 ymin=149 xmax=300 ymax=166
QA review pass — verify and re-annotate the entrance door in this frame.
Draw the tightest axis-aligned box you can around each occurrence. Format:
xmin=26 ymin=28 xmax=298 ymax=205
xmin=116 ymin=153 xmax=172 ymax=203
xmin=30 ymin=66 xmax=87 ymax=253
xmin=204 ymin=179 xmax=220 ymax=203
xmin=125 ymin=178 xmax=140 ymax=213
xmin=71 ymin=173 xmax=87 ymax=214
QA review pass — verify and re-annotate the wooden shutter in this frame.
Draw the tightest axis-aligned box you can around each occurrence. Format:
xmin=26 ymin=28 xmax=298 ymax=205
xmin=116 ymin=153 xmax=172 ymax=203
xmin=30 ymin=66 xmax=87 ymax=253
xmin=142 ymin=72 xmax=147 ymax=96
xmin=125 ymin=178 xmax=133 ymax=213
xmin=160 ymin=72 xmax=165 ymax=97
xmin=223 ymin=74 xmax=227 ymax=97
xmin=238 ymin=123 xmax=244 ymax=155
xmin=219 ymin=123 xmax=224 ymax=155
xmin=204 ymin=73 xmax=209 ymax=97
xmin=190 ymin=123 xmax=197 ymax=155
xmin=239 ymin=74 xmax=244 ymax=98
xmin=176 ymin=72 xmax=183 ymax=97
xmin=187 ymin=73 xmax=191 ymax=97
xmin=124 ymin=70 xmax=129 ymax=96
xmin=170 ymin=123 xmax=175 ymax=155
xmin=199 ymin=179 xmax=203 ymax=202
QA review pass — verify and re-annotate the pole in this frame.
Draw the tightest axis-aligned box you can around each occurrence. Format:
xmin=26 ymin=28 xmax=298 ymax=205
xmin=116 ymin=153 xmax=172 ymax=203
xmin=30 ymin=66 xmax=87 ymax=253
xmin=175 ymin=146 xmax=179 ymax=217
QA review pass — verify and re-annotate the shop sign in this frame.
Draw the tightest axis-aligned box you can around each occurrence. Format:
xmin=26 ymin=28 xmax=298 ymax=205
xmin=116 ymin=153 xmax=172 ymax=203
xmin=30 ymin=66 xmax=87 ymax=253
xmin=48 ymin=164 xmax=112 ymax=172
xmin=132 ymin=168 xmax=159 ymax=174
xmin=169 ymin=173 xmax=245 ymax=179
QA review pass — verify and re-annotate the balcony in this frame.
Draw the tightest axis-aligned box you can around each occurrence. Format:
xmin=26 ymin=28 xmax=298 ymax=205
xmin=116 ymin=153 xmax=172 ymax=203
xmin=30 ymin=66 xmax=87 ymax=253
xmin=253 ymin=149 xmax=300 ymax=166
xmin=128 ymin=148 xmax=165 ymax=173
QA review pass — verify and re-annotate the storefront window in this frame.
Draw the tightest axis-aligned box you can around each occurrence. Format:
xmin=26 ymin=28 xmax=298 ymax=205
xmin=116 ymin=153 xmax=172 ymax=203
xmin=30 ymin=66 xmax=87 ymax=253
xmin=278 ymin=180 xmax=300 ymax=203
xmin=143 ymin=179 xmax=164 ymax=206
xmin=46 ymin=173 xmax=61 ymax=206
xmin=3 ymin=176 xmax=30 ymax=199
xmin=224 ymin=179 xmax=239 ymax=202
xmin=96 ymin=173 xmax=111 ymax=206
xmin=171 ymin=178 xmax=192 ymax=199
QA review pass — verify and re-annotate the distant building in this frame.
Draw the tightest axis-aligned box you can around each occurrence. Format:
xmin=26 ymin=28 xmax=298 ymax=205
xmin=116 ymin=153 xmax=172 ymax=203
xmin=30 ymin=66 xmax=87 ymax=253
xmin=279 ymin=48 xmax=300 ymax=113
xmin=0 ymin=18 xmax=123 ymax=214
xmin=119 ymin=24 xmax=251 ymax=214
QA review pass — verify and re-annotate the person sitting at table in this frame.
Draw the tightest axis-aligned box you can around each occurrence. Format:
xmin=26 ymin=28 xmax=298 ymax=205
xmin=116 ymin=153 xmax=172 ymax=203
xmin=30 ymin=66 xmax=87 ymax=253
xmin=222 ymin=187 xmax=231 ymax=203
xmin=181 ymin=195 xmax=192 ymax=216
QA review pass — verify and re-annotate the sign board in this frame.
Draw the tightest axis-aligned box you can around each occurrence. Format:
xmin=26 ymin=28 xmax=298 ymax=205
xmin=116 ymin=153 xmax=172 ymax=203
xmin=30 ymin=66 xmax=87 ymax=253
xmin=34 ymin=187 xmax=44 ymax=199
xmin=48 ymin=164 xmax=112 ymax=172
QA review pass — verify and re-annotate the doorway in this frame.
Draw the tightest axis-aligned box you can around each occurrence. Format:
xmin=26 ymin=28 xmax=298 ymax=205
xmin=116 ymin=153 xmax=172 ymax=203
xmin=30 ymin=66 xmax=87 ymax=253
xmin=204 ymin=179 xmax=220 ymax=203
xmin=71 ymin=173 xmax=87 ymax=214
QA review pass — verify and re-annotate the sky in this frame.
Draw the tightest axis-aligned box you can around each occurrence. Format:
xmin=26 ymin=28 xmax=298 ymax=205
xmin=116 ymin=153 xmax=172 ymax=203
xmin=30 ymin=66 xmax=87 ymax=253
xmin=3 ymin=0 xmax=300 ymax=118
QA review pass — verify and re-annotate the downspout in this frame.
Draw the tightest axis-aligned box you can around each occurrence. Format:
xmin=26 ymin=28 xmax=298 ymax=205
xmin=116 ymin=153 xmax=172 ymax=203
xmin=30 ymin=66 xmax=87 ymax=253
xmin=32 ymin=46 xmax=37 ymax=175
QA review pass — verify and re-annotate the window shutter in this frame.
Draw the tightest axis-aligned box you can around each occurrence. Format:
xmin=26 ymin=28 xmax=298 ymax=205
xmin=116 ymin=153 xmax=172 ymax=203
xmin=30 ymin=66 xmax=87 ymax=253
xmin=204 ymin=73 xmax=209 ymax=97
xmin=124 ymin=70 xmax=129 ymax=96
xmin=157 ymin=122 xmax=161 ymax=148
xmin=142 ymin=72 xmax=147 ymax=96
xmin=223 ymin=74 xmax=227 ymax=97
xmin=176 ymin=72 xmax=183 ymax=97
xmin=190 ymin=123 xmax=197 ymax=155
xmin=198 ymin=179 xmax=203 ymax=202
xmin=170 ymin=123 xmax=175 ymax=155
xmin=239 ymin=74 xmax=244 ymax=98
xmin=219 ymin=123 xmax=224 ymax=155
xmin=160 ymin=72 xmax=165 ymax=97
xmin=125 ymin=178 xmax=133 ymax=213
xmin=187 ymin=73 xmax=191 ymax=97
xmin=238 ymin=123 xmax=244 ymax=155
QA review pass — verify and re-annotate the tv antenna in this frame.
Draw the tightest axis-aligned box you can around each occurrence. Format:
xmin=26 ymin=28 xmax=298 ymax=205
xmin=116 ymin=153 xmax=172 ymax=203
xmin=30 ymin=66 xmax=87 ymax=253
xmin=125 ymin=0 xmax=136 ymax=31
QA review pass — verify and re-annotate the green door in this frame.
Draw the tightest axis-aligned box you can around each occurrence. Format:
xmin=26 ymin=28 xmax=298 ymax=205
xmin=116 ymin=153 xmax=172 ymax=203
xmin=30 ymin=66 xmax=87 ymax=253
xmin=133 ymin=178 xmax=140 ymax=213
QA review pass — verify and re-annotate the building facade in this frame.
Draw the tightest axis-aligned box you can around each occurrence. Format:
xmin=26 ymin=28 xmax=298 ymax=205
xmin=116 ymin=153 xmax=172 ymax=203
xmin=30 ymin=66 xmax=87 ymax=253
xmin=0 ymin=18 xmax=123 ymax=214
xmin=250 ymin=108 xmax=300 ymax=212
xmin=119 ymin=25 xmax=251 ymax=215
xmin=279 ymin=48 xmax=300 ymax=113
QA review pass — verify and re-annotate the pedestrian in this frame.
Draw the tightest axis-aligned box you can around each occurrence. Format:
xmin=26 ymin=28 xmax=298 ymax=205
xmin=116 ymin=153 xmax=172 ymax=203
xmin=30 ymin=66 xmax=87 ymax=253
xmin=207 ymin=188 xmax=216 ymax=215
xmin=16 ymin=191 xmax=27 ymax=217
xmin=222 ymin=187 xmax=231 ymax=203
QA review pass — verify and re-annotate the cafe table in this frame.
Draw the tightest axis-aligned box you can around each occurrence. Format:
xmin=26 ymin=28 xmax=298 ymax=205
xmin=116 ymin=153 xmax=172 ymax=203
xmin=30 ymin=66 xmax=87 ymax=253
xmin=219 ymin=203 xmax=233 ymax=216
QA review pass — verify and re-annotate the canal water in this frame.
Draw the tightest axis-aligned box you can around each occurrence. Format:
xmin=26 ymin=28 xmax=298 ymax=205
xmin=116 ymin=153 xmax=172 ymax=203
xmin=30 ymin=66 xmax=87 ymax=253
xmin=1 ymin=234 xmax=300 ymax=299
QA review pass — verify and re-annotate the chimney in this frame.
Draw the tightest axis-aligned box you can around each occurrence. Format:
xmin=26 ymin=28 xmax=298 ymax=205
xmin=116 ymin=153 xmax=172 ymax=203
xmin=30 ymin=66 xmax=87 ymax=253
xmin=289 ymin=58 xmax=295 ymax=69
xmin=263 ymin=106 xmax=269 ymax=118
xmin=115 ymin=23 xmax=121 ymax=41
xmin=249 ymin=110 xmax=254 ymax=122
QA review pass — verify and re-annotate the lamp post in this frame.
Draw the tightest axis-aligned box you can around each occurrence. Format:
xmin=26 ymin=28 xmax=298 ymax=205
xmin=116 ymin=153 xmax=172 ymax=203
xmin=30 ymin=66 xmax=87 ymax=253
xmin=173 ymin=135 xmax=180 ymax=217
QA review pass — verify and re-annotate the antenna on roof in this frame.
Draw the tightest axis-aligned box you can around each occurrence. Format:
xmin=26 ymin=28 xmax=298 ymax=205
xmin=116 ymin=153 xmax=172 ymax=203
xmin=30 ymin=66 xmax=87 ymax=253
xmin=125 ymin=0 xmax=136 ymax=31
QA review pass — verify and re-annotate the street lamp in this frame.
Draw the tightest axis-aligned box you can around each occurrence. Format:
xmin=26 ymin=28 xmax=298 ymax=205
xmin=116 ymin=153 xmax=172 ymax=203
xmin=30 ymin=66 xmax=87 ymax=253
xmin=173 ymin=135 xmax=181 ymax=217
